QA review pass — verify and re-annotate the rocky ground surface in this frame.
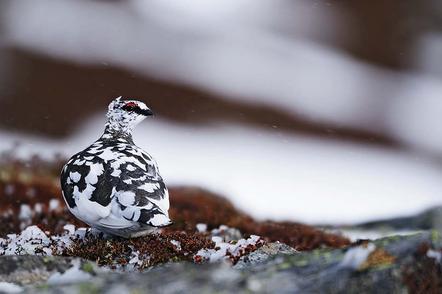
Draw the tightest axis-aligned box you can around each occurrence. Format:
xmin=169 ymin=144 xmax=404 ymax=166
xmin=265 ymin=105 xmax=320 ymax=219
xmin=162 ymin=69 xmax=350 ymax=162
xmin=1 ymin=232 xmax=441 ymax=294
xmin=0 ymin=155 xmax=441 ymax=293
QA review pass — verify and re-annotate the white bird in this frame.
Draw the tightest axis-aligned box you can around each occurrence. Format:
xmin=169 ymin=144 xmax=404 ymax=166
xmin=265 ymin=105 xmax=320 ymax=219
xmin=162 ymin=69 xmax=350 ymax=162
xmin=60 ymin=97 xmax=171 ymax=238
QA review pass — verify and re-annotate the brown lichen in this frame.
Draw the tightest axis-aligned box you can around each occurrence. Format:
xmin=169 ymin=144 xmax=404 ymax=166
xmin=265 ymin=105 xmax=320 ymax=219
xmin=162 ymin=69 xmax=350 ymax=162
xmin=0 ymin=178 xmax=84 ymax=237
xmin=63 ymin=231 xmax=215 ymax=269
xmin=167 ymin=187 xmax=350 ymax=250
xmin=360 ymin=248 xmax=396 ymax=270
xmin=402 ymin=243 xmax=442 ymax=294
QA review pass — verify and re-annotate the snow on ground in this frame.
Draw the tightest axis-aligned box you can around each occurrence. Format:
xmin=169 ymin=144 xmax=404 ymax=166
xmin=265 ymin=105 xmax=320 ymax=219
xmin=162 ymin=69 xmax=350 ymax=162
xmin=0 ymin=225 xmax=86 ymax=256
xmin=4 ymin=0 xmax=442 ymax=153
xmin=0 ymin=282 xmax=23 ymax=294
xmin=1 ymin=225 xmax=52 ymax=256
xmin=1 ymin=116 xmax=442 ymax=225
xmin=0 ymin=223 xmax=261 ymax=270
xmin=195 ymin=235 xmax=262 ymax=263
xmin=196 ymin=223 xmax=208 ymax=233
xmin=427 ymin=249 xmax=442 ymax=264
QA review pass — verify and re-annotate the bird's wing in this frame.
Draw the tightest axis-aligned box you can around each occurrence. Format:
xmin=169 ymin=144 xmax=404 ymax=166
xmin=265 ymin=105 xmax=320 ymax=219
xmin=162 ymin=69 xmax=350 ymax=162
xmin=112 ymin=149 xmax=171 ymax=227
xmin=114 ymin=173 xmax=171 ymax=227
xmin=61 ymin=151 xmax=117 ymax=207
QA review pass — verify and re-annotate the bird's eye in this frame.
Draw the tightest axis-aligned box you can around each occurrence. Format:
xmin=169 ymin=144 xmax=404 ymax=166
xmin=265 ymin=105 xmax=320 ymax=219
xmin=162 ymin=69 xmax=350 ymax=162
xmin=122 ymin=102 xmax=138 ymax=111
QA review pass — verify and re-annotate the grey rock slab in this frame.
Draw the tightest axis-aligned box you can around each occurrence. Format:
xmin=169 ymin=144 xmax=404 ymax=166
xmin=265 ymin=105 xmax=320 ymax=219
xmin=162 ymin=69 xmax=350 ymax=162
xmin=234 ymin=242 xmax=297 ymax=269
xmin=1 ymin=232 xmax=440 ymax=293
xmin=0 ymin=256 xmax=97 ymax=286
xmin=353 ymin=206 xmax=442 ymax=231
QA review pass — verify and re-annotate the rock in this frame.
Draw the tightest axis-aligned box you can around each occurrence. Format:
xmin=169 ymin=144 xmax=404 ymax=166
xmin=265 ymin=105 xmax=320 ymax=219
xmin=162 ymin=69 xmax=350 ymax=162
xmin=0 ymin=256 xmax=97 ymax=286
xmin=334 ymin=206 xmax=442 ymax=242
xmin=2 ymin=232 xmax=439 ymax=293
xmin=234 ymin=242 xmax=297 ymax=269
xmin=353 ymin=206 xmax=442 ymax=231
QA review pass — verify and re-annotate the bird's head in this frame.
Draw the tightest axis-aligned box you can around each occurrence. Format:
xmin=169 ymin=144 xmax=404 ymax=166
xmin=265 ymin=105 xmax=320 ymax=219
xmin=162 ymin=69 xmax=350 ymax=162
xmin=105 ymin=96 xmax=153 ymax=136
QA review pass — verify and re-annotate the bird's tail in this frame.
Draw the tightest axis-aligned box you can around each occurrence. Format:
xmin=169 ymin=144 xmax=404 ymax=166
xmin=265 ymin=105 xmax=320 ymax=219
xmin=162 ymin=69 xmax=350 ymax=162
xmin=148 ymin=213 xmax=173 ymax=228
xmin=156 ymin=219 xmax=174 ymax=228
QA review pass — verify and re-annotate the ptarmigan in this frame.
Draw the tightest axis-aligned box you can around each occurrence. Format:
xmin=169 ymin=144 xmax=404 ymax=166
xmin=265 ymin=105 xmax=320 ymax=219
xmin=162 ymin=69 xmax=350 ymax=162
xmin=60 ymin=97 xmax=171 ymax=238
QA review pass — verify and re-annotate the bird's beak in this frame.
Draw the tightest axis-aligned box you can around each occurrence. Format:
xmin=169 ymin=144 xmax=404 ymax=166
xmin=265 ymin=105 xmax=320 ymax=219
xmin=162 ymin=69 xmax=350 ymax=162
xmin=139 ymin=108 xmax=154 ymax=116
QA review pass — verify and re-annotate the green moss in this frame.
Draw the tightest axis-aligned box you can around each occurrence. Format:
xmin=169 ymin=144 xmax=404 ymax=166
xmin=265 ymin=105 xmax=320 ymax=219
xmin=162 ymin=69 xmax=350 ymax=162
xmin=77 ymin=282 xmax=101 ymax=294
xmin=36 ymin=284 xmax=50 ymax=291
xmin=277 ymin=261 xmax=292 ymax=270
xmin=431 ymin=230 xmax=441 ymax=246
xmin=81 ymin=262 xmax=95 ymax=274
xmin=291 ymin=259 xmax=309 ymax=267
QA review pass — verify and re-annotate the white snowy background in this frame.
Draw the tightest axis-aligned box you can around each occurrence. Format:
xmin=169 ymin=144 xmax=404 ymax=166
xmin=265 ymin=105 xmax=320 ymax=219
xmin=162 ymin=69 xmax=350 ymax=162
xmin=1 ymin=0 xmax=442 ymax=224
xmin=2 ymin=114 xmax=442 ymax=225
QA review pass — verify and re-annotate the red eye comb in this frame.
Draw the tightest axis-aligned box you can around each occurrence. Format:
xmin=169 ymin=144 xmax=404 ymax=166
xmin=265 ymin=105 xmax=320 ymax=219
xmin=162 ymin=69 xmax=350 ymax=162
xmin=125 ymin=102 xmax=137 ymax=108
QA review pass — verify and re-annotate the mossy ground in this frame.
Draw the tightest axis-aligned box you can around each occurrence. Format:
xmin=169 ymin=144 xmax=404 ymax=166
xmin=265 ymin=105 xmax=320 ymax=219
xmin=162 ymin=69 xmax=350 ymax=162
xmin=64 ymin=231 xmax=215 ymax=269
xmin=0 ymin=154 xmax=348 ymax=269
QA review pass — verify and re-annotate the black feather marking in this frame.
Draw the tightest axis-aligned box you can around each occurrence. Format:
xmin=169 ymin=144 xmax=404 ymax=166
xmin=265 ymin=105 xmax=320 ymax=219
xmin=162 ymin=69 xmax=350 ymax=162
xmin=60 ymin=167 xmax=76 ymax=208
xmin=60 ymin=155 xmax=92 ymax=208
xmin=138 ymin=207 xmax=164 ymax=224
xmin=88 ymin=161 xmax=115 ymax=206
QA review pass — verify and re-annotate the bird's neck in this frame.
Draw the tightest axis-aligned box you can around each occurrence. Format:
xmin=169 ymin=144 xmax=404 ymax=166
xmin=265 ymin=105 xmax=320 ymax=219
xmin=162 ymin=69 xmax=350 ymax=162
xmin=101 ymin=123 xmax=134 ymax=143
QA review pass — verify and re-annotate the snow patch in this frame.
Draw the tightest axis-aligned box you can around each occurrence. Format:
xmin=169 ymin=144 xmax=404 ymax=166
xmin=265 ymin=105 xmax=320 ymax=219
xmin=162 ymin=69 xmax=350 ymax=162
xmin=0 ymin=225 xmax=51 ymax=255
xmin=34 ymin=203 xmax=43 ymax=214
xmin=339 ymin=243 xmax=376 ymax=269
xmin=170 ymin=240 xmax=182 ymax=251
xmin=427 ymin=249 xmax=442 ymax=264
xmin=196 ymin=223 xmax=207 ymax=233
xmin=129 ymin=250 xmax=141 ymax=266
xmin=49 ymin=199 xmax=60 ymax=211
xmin=194 ymin=234 xmax=262 ymax=263
xmin=63 ymin=224 xmax=76 ymax=235
xmin=0 ymin=282 xmax=23 ymax=294
xmin=0 ymin=224 xmax=89 ymax=256
xmin=127 ymin=246 xmax=149 ymax=269
xmin=18 ymin=204 xmax=32 ymax=220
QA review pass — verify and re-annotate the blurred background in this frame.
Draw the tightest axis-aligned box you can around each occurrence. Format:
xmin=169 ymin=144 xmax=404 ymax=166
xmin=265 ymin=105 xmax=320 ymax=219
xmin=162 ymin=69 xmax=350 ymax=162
xmin=0 ymin=0 xmax=442 ymax=225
